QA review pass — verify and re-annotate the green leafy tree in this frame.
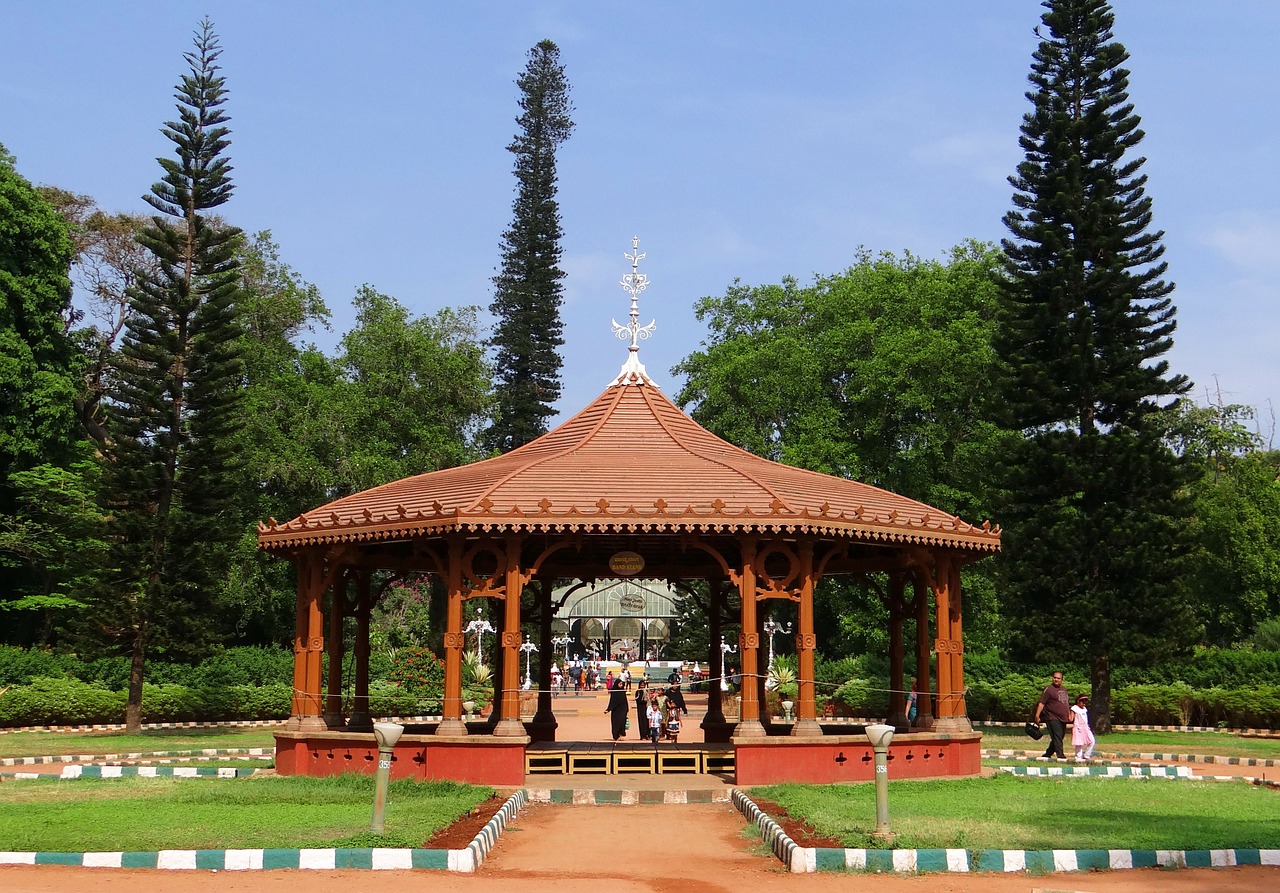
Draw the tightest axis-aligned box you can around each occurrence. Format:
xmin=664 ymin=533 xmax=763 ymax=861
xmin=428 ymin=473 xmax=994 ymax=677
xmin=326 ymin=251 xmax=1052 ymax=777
xmin=98 ymin=20 xmax=247 ymax=731
xmin=675 ymin=244 xmax=1009 ymax=656
xmin=38 ymin=189 xmax=155 ymax=451
xmin=485 ymin=40 xmax=574 ymax=453
xmin=993 ymin=0 xmax=1195 ymax=730
xmin=217 ymin=232 xmax=331 ymax=645
xmin=0 ymin=145 xmax=79 ymax=505
xmin=0 ymin=145 xmax=82 ymax=639
xmin=0 ymin=451 xmax=109 ymax=645
xmin=1164 ymin=399 xmax=1280 ymax=646
xmin=335 ymin=286 xmax=491 ymax=492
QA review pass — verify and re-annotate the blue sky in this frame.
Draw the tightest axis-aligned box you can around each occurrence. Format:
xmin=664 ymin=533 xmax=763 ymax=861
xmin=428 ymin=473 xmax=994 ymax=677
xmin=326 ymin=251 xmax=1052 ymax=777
xmin=3 ymin=2 xmax=1278 ymax=431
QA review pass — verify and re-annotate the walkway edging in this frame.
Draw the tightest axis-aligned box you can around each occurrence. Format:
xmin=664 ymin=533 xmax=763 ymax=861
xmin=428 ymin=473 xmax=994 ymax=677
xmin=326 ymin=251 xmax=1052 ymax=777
xmin=0 ymin=789 xmax=528 ymax=873
xmin=730 ymin=791 xmax=1280 ymax=874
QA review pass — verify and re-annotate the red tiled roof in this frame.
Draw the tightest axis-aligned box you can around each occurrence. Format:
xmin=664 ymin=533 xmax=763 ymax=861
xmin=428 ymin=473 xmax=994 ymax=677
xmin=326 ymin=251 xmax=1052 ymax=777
xmin=257 ymin=380 xmax=1000 ymax=553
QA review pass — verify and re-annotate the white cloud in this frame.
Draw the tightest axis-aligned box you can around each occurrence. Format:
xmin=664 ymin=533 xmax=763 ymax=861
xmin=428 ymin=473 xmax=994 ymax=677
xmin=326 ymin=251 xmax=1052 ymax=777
xmin=1203 ymin=211 xmax=1280 ymax=273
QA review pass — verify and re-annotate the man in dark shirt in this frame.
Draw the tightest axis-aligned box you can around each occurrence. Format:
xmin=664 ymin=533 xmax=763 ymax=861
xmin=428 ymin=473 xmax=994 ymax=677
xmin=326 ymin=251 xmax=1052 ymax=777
xmin=1034 ymin=671 xmax=1071 ymax=759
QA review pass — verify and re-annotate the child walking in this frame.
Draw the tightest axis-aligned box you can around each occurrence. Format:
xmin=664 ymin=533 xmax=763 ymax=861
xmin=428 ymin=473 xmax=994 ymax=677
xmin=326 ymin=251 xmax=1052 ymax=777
xmin=1071 ymin=694 xmax=1096 ymax=762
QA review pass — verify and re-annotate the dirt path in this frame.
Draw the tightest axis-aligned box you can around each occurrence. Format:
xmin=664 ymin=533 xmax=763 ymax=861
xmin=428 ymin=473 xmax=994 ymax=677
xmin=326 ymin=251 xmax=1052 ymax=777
xmin=4 ymin=798 xmax=1277 ymax=892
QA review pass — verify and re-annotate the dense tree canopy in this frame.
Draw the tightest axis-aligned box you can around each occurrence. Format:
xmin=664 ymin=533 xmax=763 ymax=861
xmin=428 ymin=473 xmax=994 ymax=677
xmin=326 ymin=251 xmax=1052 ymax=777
xmin=0 ymin=146 xmax=79 ymax=493
xmin=485 ymin=39 xmax=574 ymax=453
xmin=675 ymin=243 xmax=1009 ymax=656
xmin=96 ymin=20 xmax=248 ymax=729
xmin=994 ymin=0 xmax=1194 ymax=729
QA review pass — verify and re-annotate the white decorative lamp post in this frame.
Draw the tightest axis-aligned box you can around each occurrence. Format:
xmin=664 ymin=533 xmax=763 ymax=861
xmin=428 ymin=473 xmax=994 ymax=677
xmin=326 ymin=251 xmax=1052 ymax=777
xmin=520 ymin=635 xmax=539 ymax=691
xmin=719 ymin=635 xmax=738 ymax=691
xmin=864 ymin=723 xmax=896 ymax=842
xmin=762 ymin=618 xmax=792 ymax=672
xmin=552 ymin=633 xmax=572 ymax=663
xmin=370 ymin=721 xmax=404 ymax=832
xmin=464 ymin=607 xmax=495 ymax=665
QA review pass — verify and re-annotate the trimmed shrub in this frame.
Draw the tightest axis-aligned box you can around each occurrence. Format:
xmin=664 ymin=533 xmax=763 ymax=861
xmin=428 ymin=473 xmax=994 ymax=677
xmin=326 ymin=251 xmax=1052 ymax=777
xmin=831 ymin=676 xmax=890 ymax=718
xmin=0 ymin=677 xmax=125 ymax=725
xmin=0 ymin=646 xmax=77 ymax=685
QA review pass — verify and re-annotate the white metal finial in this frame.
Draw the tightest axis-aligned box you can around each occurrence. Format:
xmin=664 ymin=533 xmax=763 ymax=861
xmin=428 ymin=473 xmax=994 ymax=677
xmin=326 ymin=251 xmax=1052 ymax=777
xmin=610 ymin=236 xmax=658 ymax=386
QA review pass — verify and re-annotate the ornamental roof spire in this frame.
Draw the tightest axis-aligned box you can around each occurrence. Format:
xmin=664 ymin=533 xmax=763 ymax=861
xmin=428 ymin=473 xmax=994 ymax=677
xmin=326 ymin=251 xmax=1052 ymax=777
xmin=610 ymin=236 xmax=658 ymax=386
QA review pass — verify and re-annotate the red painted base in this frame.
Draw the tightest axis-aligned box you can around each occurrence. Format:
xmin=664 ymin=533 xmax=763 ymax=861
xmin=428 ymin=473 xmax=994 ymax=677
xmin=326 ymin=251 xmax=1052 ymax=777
xmin=732 ymin=731 xmax=982 ymax=785
xmin=274 ymin=731 xmax=528 ymax=786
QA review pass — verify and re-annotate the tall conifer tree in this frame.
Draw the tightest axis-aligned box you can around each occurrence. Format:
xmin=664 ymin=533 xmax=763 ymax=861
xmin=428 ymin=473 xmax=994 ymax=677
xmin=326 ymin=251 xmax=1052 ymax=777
xmin=995 ymin=0 xmax=1194 ymax=730
xmin=485 ymin=40 xmax=574 ymax=453
xmin=102 ymin=20 xmax=245 ymax=730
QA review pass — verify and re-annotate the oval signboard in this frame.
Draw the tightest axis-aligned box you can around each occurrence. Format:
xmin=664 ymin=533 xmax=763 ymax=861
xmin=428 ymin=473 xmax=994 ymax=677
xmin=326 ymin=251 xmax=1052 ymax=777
xmin=609 ymin=550 xmax=645 ymax=576
xmin=619 ymin=593 xmax=646 ymax=612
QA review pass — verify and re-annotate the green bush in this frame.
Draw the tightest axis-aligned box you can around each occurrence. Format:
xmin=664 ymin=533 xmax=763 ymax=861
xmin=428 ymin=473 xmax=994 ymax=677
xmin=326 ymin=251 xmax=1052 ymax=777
xmin=831 ymin=677 xmax=890 ymax=718
xmin=0 ymin=677 xmax=125 ymax=725
xmin=365 ymin=681 xmax=433 ymax=717
xmin=0 ymin=646 xmax=80 ymax=685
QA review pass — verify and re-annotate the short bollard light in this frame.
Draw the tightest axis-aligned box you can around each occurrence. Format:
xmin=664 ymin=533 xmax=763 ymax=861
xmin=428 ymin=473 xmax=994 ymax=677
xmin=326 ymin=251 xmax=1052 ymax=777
xmin=371 ymin=721 xmax=404 ymax=833
xmin=864 ymin=722 xmax=895 ymax=843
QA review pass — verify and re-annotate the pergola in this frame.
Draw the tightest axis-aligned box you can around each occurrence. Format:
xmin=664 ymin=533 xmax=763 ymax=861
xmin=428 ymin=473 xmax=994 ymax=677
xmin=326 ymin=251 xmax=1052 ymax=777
xmin=258 ymin=347 xmax=999 ymax=783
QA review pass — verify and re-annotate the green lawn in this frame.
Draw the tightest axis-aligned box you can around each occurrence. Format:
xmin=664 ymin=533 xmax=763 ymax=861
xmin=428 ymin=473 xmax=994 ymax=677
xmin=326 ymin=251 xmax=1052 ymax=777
xmin=0 ymin=727 xmax=278 ymax=759
xmin=0 ymin=774 xmax=491 ymax=851
xmin=980 ymin=725 xmax=1280 ymax=760
xmin=751 ymin=775 xmax=1280 ymax=851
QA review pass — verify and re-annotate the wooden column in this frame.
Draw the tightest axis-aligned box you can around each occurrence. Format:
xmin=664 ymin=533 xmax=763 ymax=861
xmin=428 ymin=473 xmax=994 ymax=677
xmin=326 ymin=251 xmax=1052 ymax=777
xmin=290 ymin=552 xmax=326 ymax=732
xmin=349 ymin=570 xmax=373 ymax=731
xmin=792 ymin=541 xmax=822 ymax=737
xmin=948 ymin=558 xmax=971 ymax=730
xmin=494 ymin=535 xmax=526 ymax=737
xmin=886 ymin=572 xmax=908 ymax=730
xmin=437 ymin=539 xmax=467 ymax=737
xmin=530 ymin=580 xmax=558 ymax=741
xmin=932 ymin=553 xmax=968 ymax=732
xmin=323 ymin=570 xmax=347 ymax=728
xmin=701 ymin=580 xmax=727 ymax=739
xmin=736 ymin=538 xmax=765 ymax=737
xmin=913 ymin=571 xmax=934 ymax=729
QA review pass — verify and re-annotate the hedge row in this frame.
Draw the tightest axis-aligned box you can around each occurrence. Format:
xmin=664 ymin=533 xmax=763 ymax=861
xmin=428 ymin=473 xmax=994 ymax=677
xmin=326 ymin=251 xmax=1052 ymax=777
xmin=0 ymin=646 xmax=295 ymax=689
xmin=0 ymin=677 xmax=451 ymax=728
xmin=827 ymin=673 xmax=1280 ymax=730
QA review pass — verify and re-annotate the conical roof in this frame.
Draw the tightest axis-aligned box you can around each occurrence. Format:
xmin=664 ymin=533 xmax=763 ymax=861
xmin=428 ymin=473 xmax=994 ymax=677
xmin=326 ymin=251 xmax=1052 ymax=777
xmin=258 ymin=378 xmax=1000 ymax=554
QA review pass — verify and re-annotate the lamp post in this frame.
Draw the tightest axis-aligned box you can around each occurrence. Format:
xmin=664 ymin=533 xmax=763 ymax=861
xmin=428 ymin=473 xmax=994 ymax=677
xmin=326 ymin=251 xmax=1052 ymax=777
xmin=520 ymin=635 xmax=539 ymax=691
xmin=370 ymin=721 xmax=404 ymax=833
xmin=552 ymin=633 xmax=572 ymax=663
xmin=720 ymin=634 xmax=738 ymax=691
xmin=864 ymin=723 xmax=896 ymax=842
xmin=465 ymin=607 xmax=495 ymax=665
xmin=762 ymin=618 xmax=792 ymax=672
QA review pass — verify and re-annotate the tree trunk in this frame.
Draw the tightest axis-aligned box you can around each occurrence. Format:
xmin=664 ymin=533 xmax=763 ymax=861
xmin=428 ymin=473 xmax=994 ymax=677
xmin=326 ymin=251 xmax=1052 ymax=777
xmin=1090 ymin=651 xmax=1111 ymax=734
xmin=125 ymin=627 xmax=146 ymax=734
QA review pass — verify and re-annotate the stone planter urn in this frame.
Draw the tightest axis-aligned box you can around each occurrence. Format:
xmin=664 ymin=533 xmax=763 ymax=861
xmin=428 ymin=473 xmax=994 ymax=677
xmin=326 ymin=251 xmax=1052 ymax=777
xmin=462 ymin=700 xmax=476 ymax=719
xmin=781 ymin=700 xmax=794 ymax=722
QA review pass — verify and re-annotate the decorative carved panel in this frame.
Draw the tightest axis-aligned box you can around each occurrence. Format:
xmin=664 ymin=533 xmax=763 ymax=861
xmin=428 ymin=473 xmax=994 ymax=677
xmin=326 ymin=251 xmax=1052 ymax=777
xmin=443 ymin=632 xmax=464 ymax=649
xmin=796 ymin=633 xmax=817 ymax=650
xmin=740 ymin=632 xmax=760 ymax=649
xmin=934 ymin=637 xmax=964 ymax=654
xmin=501 ymin=630 xmax=522 ymax=648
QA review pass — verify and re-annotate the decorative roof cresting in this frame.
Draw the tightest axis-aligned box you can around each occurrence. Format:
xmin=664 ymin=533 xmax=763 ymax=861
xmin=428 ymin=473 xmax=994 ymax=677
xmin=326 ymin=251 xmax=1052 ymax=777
xmin=610 ymin=236 xmax=657 ymax=387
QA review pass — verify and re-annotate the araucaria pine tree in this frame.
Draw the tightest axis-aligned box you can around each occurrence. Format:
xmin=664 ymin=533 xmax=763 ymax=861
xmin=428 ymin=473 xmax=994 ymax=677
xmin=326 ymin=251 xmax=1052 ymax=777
xmin=485 ymin=40 xmax=574 ymax=453
xmin=103 ymin=20 xmax=246 ymax=731
xmin=994 ymin=0 xmax=1194 ymax=731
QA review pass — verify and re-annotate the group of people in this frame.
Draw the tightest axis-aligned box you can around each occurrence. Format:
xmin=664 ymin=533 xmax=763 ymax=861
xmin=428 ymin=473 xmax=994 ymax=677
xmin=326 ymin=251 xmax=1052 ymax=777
xmin=552 ymin=661 xmax=648 ymax=694
xmin=604 ymin=672 xmax=687 ymax=743
xmin=1033 ymin=671 xmax=1096 ymax=761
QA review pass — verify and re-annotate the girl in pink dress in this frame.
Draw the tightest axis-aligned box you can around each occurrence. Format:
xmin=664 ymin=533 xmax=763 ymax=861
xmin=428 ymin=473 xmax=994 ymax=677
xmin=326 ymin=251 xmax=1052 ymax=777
xmin=1071 ymin=694 xmax=1096 ymax=761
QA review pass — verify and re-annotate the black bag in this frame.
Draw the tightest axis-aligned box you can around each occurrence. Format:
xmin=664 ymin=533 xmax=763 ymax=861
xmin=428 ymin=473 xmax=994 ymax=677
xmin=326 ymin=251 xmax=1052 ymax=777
xmin=1024 ymin=721 xmax=1043 ymax=740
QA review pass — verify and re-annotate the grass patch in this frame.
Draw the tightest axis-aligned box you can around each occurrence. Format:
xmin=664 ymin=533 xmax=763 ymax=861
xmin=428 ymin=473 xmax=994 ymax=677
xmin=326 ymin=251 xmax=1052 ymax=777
xmin=0 ymin=774 xmax=490 ymax=851
xmin=980 ymin=725 xmax=1280 ymax=760
xmin=0 ymin=727 xmax=278 ymax=759
xmin=750 ymin=775 xmax=1280 ymax=851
